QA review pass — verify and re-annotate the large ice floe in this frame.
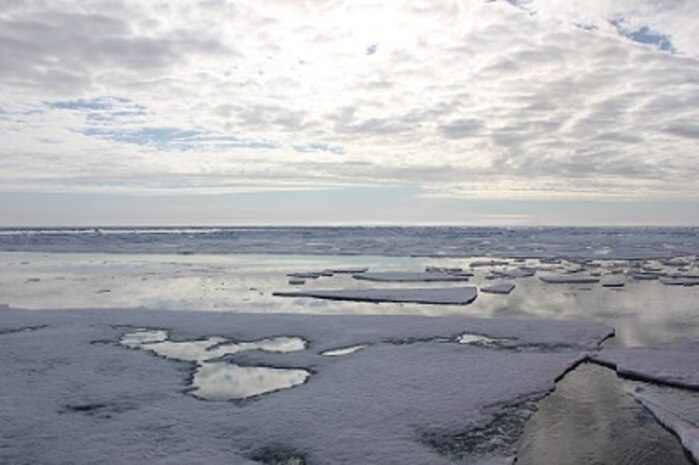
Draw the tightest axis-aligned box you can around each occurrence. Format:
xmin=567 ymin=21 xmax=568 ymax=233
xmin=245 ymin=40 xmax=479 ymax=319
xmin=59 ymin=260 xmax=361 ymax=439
xmin=0 ymin=307 xmax=613 ymax=465
xmin=353 ymin=271 xmax=470 ymax=282
xmin=274 ymin=286 xmax=479 ymax=305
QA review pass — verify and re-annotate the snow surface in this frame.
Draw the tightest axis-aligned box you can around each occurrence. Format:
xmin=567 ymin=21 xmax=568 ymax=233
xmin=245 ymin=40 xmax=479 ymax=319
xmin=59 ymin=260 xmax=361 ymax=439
xmin=274 ymin=286 xmax=479 ymax=305
xmin=481 ymin=283 xmax=516 ymax=295
xmin=353 ymin=271 xmax=470 ymax=282
xmin=593 ymin=337 xmax=699 ymax=389
xmin=0 ymin=307 xmax=613 ymax=465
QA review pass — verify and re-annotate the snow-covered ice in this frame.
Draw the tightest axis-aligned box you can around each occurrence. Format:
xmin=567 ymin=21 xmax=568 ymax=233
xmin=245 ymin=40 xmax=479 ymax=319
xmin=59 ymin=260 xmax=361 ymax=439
xmin=490 ymin=268 xmax=536 ymax=279
xmin=601 ymin=277 xmax=625 ymax=287
xmin=593 ymin=337 xmax=699 ymax=389
xmin=626 ymin=386 xmax=699 ymax=462
xmin=540 ymin=275 xmax=600 ymax=284
xmin=321 ymin=345 xmax=367 ymax=356
xmin=0 ymin=307 xmax=613 ymax=465
xmin=481 ymin=283 xmax=516 ymax=295
xmin=660 ymin=277 xmax=699 ymax=286
xmin=353 ymin=271 xmax=470 ymax=282
xmin=274 ymin=286 xmax=479 ymax=305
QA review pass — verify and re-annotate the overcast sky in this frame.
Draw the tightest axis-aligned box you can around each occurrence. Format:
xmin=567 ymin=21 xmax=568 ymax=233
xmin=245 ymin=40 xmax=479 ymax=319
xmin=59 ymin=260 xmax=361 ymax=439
xmin=0 ymin=0 xmax=697 ymax=226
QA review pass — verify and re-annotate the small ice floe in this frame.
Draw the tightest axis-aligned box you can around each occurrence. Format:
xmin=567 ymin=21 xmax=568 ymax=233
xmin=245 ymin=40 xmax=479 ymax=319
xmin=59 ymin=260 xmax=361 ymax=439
xmin=659 ymin=276 xmax=699 ymax=286
xmin=631 ymin=271 xmax=663 ymax=280
xmin=490 ymin=267 xmax=536 ymax=279
xmin=601 ymin=277 xmax=625 ymax=287
xmin=481 ymin=283 xmax=516 ymax=295
xmin=287 ymin=272 xmax=321 ymax=279
xmin=425 ymin=266 xmax=468 ymax=275
xmin=191 ymin=363 xmax=310 ymax=401
xmin=353 ymin=271 xmax=469 ymax=282
xmin=324 ymin=267 xmax=368 ymax=274
xmin=274 ymin=286 xmax=479 ymax=305
xmin=539 ymin=275 xmax=600 ymax=284
xmin=469 ymin=260 xmax=510 ymax=268
xmin=288 ymin=278 xmax=305 ymax=286
xmin=321 ymin=345 xmax=367 ymax=356
xmin=593 ymin=337 xmax=699 ymax=390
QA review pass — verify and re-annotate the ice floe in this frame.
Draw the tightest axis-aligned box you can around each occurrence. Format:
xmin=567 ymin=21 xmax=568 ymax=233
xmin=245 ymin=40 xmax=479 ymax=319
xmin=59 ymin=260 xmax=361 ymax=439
xmin=593 ymin=337 xmax=699 ymax=389
xmin=539 ymin=275 xmax=600 ymax=284
xmin=490 ymin=267 xmax=536 ymax=279
xmin=353 ymin=271 xmax=470 ymax=282
xmin=601 ymin=277 xmax=625 ymax=287
xmin=0 ymin=308 xmax=613 ymax=465
xmin=481 ymin=283 xmax=516 ymax=295
xmin=274 ymin=286 xmax=479 ymax=305
xmin=627 ymin=386 xmax=699 ymax=462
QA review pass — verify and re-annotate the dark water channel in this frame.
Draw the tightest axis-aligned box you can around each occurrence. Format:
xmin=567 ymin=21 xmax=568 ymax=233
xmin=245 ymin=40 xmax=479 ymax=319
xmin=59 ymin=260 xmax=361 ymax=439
xmin=517 ymin=363 xmax=695 ymax=465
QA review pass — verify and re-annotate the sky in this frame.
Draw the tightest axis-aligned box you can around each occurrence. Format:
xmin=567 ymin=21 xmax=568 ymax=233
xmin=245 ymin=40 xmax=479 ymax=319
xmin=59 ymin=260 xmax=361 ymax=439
xmin=0 ymin=0 xmax=698 ymax=226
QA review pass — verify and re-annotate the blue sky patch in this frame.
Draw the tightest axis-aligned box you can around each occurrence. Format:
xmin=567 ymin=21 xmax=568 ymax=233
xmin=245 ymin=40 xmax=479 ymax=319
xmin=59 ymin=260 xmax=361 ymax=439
xmin=611 ymin=19 xmax=675 ymax=53
xmin=293 ymin=143 xmax=345 ymax=155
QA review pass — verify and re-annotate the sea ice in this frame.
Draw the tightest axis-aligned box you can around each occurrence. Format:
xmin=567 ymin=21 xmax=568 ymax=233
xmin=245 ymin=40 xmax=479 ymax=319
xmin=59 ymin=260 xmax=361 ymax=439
xmin=659 ymin=276 xmax=699 ymax=286
xmin=601 ymin=277 xmax=625 ymax=287
xmin=627 ymin=387 xmax=699 ymax=462
xmin=490 ymin=268 xmax=536 ymax=279
xmin=353 ymin=271 xmax=470 ymax=282
xmin=0 ymin=307 xmax=613 ymax=465
xmin=539 ymin=275 xmax=600 ymax=284
xmin=593 ymin=337 xmax=699 ymax=389
xmin=481 ymin=283 xmax=516 ymax=295
xmin=321 ymin=345 xmax=367 ymax=356
xmin=274 ymin=286 xmax=479 ymax=305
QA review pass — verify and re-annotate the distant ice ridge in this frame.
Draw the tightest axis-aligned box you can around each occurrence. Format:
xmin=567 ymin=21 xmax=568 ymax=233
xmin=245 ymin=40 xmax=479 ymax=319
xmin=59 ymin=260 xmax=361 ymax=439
xmin=0 ymin=307 xmax=613 ymax=465
xmin=0 ymin=226 xmax=698 ymax=259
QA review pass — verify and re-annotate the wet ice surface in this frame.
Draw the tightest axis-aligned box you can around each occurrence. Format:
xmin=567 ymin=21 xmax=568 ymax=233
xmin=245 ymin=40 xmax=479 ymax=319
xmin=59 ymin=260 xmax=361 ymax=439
xmin=0 ymin=309 xmax=612 ymax=465
xmin=192 ymin=363 xmax=310 ymax=401
xmin=120 ymin=329 xmax=308 ymax=400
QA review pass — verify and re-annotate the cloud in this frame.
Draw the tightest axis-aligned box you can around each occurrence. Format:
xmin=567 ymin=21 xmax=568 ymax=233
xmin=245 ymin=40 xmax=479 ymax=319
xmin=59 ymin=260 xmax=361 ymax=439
xmin=0 ymin=0 xmax=697 ymax=202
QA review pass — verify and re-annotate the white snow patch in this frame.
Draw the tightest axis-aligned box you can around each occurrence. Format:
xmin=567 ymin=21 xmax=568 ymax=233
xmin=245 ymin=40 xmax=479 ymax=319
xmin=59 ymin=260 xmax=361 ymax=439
xmin=321 ymin=345 xmax=367 ymax=356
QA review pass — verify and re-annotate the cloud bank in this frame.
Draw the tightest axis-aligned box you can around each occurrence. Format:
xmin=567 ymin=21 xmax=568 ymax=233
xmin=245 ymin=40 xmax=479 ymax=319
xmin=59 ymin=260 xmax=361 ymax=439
xmin=0 ymin=0 xmax=697 ymax=201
